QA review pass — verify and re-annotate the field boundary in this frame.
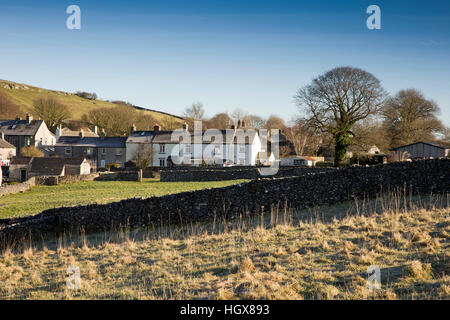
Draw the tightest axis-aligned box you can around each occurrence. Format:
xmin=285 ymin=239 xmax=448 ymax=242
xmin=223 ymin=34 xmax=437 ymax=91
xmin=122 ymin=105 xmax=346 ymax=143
xmin=0 ymin=159 xmax=448 ymax=246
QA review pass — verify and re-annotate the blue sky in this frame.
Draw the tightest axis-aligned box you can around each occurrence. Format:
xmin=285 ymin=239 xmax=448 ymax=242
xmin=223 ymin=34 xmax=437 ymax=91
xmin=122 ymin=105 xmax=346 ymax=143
xmin=0 ymin=0 xmax=449 ymax=125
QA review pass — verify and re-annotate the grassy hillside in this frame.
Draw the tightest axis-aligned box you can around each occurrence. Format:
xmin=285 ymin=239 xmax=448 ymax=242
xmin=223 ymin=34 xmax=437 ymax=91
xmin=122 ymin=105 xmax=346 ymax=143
xmin=0 ymin=179 xmax=247 ymax=219
xmin=0 ymin=79 xmax=183 ymax=125
xmin=0 ymin=194 xmax=448 ymax=300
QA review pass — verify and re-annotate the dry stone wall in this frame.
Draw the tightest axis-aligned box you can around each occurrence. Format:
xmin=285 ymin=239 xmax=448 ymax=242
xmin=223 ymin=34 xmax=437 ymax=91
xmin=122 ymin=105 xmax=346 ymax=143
xmin=160 ymin=166 xmax=335 ymax=181
xmin=0 ymin=159 xmax=448 ymax=245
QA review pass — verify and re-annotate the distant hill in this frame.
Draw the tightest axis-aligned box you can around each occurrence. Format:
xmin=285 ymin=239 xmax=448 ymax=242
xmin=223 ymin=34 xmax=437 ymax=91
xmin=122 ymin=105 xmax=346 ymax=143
xmin=0 ymin=79 xmax=184 ymax=124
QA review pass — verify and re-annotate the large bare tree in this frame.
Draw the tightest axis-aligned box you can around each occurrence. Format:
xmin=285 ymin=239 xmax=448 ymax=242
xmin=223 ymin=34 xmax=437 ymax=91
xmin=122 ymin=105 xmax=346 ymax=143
xmin=382 ymin=89 xmax=444 ymax=148
xmin=134 ymin=144 xmax=154 ymax=170
xmin=295 ymin=67 xmax=386 ymax=166
xmin=33 ymin=97 xmax=72 ymax=131
xmin=284 ymin=118 xmax=321 ymax=156
xmin=184 ymin=102 xmax=205 ymax=120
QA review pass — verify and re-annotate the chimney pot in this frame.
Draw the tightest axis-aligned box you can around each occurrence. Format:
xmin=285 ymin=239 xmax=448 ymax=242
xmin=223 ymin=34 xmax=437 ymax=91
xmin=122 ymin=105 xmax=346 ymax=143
xmin=154 ymin=124 xmax=161 ymax=132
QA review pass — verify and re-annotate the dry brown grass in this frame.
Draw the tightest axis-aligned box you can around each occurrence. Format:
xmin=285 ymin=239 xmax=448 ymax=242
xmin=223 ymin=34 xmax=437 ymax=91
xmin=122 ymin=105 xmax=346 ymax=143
xmin=0 ymin=193 xmax=448 ymax=300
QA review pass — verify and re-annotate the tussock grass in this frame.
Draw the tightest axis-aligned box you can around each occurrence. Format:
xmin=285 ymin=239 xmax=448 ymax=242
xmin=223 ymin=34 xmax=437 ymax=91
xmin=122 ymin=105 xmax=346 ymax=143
xmin=0 ymin=192 xmax=448 ymax=300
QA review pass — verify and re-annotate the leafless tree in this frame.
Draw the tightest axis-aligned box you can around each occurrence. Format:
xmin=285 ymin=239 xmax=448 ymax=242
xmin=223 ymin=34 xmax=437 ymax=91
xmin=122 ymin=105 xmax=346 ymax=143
xmin=295 ymin=66 xmax=386 ymax=166
xmin=382 ymin=89 xmax=444 ymax=148
xmin=205 ymin=113 xmax=231 ymax=129
xmin=265 ymin=115 xmax=286 ymax=131
xmin=284 ymin=118 xmax=321 ymax=156
xmin=134 ymin=144 xmax=154 ymax=170
xmin=33 ymin=97 xmax=72 ymax=131
xmin=184 ymin=102 xmax=205 ymax=120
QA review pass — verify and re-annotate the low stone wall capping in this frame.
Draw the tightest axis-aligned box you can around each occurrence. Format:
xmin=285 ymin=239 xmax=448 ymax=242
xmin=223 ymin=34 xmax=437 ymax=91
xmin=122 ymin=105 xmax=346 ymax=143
xmin=0 ymin=159 xmax=448 ymax=245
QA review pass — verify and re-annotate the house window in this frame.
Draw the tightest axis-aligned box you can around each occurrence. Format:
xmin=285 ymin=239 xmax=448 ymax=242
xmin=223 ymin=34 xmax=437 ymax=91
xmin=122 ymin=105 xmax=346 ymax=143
xmin=159 ymin=144 xmax=165 ymax=153
xmin=159 ymin=158 xmax=166 ymax=167
xmin=101 ymin=148 xmax=106 ymax=155
xmin=185 ymin=144 xmax=191 ymax=153
xmin=40 ymin=138 xmax=43 ymax=145
xmin=25 ymin=137 xmax=31 ymax=146
xmin=65 ymin=147 xmax=72 ymax=155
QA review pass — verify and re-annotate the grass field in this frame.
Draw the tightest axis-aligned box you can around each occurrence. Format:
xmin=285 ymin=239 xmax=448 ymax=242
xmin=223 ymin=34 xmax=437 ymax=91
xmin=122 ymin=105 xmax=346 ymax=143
xmin=0 ymin=79 xmax=182 ymax=124
xmin=0 ymin=193 xmax=448 ymax=300
xmin=0 ymin=179 xmax=247 ymax=219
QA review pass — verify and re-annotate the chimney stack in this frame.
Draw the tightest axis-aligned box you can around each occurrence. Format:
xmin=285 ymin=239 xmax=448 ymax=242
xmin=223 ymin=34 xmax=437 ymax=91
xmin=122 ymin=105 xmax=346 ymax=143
xmin=130 ymin=124 xmax=136 ymax=134
xmin=26 ymin=113 xmax=33 ymax=124
xmin=1 ymin=131 xmax=4 ymax=140
xmin=154 ymin=124 xmax=161 ymax=132
xmin=79 ymin=129 xmax=84 ymax=139
xmin=92 ymin=125 xmax=98 ymax=135
xmin=182 ymin=122 xmax=188 ymax=131
xmin=100 ymin=129 xmax=106 ymax=140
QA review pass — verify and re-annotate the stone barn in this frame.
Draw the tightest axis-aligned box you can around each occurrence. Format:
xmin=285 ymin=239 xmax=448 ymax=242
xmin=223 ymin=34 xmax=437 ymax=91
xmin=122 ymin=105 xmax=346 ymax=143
xmin=9 ymin=157 xmax=90 ymax=182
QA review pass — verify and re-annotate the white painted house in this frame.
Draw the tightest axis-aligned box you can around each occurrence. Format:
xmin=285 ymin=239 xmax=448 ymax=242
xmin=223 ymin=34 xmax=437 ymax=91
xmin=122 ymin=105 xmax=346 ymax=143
xmin=126 ymin=123 xmax=265 ymax=167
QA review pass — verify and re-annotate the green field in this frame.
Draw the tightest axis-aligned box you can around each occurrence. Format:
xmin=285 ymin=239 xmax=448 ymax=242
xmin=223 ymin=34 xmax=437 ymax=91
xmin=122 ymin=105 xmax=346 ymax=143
xmin=0 ymin=179 xmax=246 ymax=219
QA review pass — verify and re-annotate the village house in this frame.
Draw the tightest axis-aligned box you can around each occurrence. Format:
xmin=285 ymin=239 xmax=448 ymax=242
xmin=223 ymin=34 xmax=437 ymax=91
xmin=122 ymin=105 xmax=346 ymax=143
xmin=55 ymin=132 xmax=127 ymax=169
xmin=280 ymin=156 xmax=317 ymax=167
xmin=9 ymin=157 xmax=90 ymax=182
xmin=390 ymin=141 xmax=449 ymax=160
xmin=126 ymin=122 xmax=264 ymax=167
xmin=0 ymin=114 xmax=56 ymax=155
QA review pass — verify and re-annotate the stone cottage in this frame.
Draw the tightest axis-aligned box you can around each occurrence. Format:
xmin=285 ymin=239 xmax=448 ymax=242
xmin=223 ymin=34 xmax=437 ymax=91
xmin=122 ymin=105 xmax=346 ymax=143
xmin=55 ymin=133 xmax=127 ymax=169
xmin=9 ymin=157 xmax=90 ymax=182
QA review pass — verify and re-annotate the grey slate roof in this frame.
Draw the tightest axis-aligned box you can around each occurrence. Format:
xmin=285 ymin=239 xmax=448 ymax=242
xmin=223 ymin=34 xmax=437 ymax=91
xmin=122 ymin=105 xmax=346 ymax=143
xmin=56 ymin=136 xmax=127 ymax=148
xmin=10 ymin=157 xmax=87 ymax=175
xmin=0 ymin=119 xmax=44 ymax=136
xmin=390 ymin=141 xmax=446 ymax=151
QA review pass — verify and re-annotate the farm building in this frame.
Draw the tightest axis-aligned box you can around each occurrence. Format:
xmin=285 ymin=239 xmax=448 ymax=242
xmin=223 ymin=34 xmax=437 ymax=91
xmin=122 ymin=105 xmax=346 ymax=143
xmin=280 ymin=156 xmax=316 ymax=167
xmin=390 ymin=142 xmax=449 ymax=160
xmin=9 ymin=157 xmax=90 ymax=182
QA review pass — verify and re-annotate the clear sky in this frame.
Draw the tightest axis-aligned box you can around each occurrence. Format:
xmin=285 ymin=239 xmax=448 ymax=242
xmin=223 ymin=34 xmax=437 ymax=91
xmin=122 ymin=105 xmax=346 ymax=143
xmin=0 ymin=0 xmax=449 ymax=125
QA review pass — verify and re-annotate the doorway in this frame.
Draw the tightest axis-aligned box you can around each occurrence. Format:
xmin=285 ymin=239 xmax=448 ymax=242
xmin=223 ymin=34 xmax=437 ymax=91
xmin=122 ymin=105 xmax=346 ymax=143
xmin=20 ymin=169 xmax=27 ymax=182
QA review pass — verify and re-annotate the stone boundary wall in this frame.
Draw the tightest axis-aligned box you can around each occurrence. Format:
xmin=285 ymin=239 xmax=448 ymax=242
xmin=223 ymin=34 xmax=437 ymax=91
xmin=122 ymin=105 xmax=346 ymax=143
xmin=160 ymin=166 xmax=336 ymax=181
xmin=0 ymin=159 xmax=448 ymax=245
xmin=36 ymin=173 xmax=101 ymax=186
xmin=0 ymin=177 xmax=36 ymax=197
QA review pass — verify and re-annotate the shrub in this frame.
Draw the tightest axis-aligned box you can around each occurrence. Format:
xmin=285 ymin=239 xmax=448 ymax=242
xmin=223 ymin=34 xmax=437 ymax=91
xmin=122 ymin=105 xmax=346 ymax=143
xmin=21 ymin=146 xmax=44 ymax=158
xmin=75 ymin=91 xmax=97 ymax=100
